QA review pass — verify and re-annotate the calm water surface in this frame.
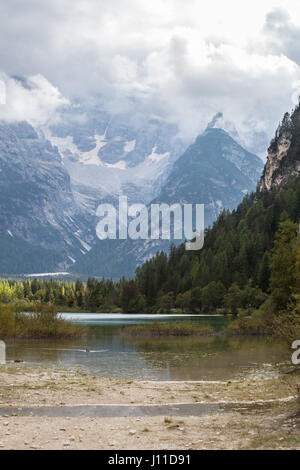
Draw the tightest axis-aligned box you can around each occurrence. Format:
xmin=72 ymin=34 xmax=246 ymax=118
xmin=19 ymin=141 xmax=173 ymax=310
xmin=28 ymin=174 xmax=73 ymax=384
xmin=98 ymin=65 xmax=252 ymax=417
xmin=6 ymin=313 xmax=288 ymax=381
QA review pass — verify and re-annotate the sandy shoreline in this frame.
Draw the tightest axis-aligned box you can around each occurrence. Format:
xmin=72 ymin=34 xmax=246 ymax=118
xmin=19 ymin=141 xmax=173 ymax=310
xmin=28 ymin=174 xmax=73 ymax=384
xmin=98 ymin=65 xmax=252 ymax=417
xmin=0 ymin=363 xmax=299 ymax=450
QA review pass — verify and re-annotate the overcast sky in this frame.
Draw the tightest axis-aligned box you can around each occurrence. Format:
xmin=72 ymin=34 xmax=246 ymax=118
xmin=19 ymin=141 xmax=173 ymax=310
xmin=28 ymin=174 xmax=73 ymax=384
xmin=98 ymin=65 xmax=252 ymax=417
xmin=1 ymin=0 xmax=300 ymax=155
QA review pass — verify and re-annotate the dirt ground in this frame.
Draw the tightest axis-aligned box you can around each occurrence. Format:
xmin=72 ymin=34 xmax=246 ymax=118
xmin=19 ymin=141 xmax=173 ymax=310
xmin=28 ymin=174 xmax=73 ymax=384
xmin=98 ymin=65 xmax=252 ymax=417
xmin=0 ymin=363 xmax=299 ymax=450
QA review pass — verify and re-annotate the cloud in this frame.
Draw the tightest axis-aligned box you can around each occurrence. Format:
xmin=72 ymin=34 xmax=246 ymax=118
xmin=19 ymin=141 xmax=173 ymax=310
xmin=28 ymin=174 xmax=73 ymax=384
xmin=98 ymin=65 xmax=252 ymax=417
xmin=129 ymin=37 xmax=300 ymax=154
xmin=1 ymin=1 xmax=300 ymax=155
xmin=0 ymin=74 xmax=68 ymax=127
xmin=263 ymin=8 xmax=300 ymax=65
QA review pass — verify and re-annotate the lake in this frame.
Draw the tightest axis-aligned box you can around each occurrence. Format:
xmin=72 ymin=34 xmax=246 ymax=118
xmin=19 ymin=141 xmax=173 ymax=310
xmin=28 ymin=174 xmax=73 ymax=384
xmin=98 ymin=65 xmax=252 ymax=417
xmin=5 ymin=313 xmax=288 ymax=381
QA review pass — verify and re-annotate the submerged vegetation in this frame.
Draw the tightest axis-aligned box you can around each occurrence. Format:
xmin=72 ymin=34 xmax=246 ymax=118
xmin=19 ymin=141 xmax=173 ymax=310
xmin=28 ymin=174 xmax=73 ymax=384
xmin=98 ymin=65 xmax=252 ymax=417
xmin=0 ymin=303 xmax=87 ymax=339
xmin=121 ymin=321 xmax=214 ymax=337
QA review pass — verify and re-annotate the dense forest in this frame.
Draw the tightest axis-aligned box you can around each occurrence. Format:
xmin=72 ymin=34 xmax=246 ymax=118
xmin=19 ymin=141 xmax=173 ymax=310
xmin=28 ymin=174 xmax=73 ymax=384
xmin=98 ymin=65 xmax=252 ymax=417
xmin=0 ymin=277 xmax=124 ymax=312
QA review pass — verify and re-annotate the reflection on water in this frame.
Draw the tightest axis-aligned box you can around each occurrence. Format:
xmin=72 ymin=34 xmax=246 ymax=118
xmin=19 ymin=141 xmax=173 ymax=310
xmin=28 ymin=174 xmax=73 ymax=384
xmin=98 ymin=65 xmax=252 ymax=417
xmin=5 ymin=313 xmax=288 ymax=381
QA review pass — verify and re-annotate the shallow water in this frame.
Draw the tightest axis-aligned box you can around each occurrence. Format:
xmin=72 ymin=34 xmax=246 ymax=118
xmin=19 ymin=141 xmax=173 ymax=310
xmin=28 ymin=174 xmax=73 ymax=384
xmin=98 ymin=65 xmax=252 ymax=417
xmin=5 ymin=313 xmax=288 ymax=381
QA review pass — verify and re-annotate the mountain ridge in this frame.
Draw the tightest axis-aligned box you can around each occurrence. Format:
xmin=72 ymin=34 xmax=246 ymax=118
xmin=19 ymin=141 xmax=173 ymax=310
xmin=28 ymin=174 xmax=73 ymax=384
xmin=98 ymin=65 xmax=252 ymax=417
xmin=0 ymin=108 xmax=263 ymax=276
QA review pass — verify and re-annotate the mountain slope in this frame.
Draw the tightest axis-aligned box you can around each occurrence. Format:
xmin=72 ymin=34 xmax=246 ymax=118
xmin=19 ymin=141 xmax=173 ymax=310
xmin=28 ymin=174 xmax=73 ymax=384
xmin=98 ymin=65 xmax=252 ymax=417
xmin=0 ymin=233 xmax=64 ymax=275
xmin=0 ymin=121 xmax=94 ymax=274
xmin=153 ymin=127 xmax=262 ymax=227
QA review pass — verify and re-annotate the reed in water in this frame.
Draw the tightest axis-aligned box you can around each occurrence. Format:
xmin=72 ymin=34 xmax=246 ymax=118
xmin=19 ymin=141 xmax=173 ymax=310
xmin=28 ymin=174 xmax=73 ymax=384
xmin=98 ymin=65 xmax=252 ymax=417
xmin=0 ymin=303 xmax=87 ymax=339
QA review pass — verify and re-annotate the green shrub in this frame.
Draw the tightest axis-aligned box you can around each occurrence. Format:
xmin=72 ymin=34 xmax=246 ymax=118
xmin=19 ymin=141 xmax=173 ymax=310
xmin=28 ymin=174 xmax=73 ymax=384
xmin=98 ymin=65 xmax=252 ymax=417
xmin=0 ymin=303 xmax=87 ymax=339
xmin=228 ymin=309 xmax=273 ymax=335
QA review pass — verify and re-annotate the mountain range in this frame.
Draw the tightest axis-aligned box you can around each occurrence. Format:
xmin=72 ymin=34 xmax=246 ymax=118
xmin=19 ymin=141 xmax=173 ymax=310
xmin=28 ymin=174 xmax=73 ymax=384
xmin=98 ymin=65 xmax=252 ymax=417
xmin=0 ymin=98 xmax=263 ymax=277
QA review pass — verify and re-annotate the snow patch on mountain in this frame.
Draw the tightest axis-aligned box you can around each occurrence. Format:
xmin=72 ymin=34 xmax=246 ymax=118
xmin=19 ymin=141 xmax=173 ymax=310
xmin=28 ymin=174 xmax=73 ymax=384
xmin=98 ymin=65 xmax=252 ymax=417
xmin=45 ymin=128 xmax=178 ymax=206
xmin=148 ymin=145 xmax=170 ymax=163
xmin=105 ymin=160 xmax=127 ymax=170
xmin=79 ymin=133 xmax=107 ymax=166
xmin=45 ymin=133 xmax=79 ymax=155
xmin=124 ymin=139 xmax=136 ymax=153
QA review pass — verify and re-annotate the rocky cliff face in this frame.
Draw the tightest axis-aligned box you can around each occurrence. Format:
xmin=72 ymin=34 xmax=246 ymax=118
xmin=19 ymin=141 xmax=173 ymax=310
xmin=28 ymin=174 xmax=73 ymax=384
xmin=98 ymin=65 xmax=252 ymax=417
xmin=260 ymin=106 xmax=300 ymax=191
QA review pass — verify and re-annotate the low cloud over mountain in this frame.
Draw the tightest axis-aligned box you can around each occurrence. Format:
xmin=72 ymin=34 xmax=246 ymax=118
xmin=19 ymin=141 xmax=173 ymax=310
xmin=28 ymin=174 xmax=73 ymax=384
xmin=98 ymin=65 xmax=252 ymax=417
xmin=1 ymin=1 xmax=300 ymax=155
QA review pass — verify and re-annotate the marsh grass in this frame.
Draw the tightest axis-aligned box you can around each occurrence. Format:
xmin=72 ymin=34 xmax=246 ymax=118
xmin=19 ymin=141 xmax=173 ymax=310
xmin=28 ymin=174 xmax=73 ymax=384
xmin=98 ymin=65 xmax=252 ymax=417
xmin=227 ymin=310 xmax=273 ymax=336
xmin=120 ymin=321 xmax=214 ymax=337
xmin=0 ymin=302 xmax=87 ymax=339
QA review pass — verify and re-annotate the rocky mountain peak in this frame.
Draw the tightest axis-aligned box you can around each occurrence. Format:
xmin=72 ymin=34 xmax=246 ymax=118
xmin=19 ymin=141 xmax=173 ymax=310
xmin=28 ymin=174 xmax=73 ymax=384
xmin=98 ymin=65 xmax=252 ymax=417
xmin=260 ymin=105 xmax=300 ymax=192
